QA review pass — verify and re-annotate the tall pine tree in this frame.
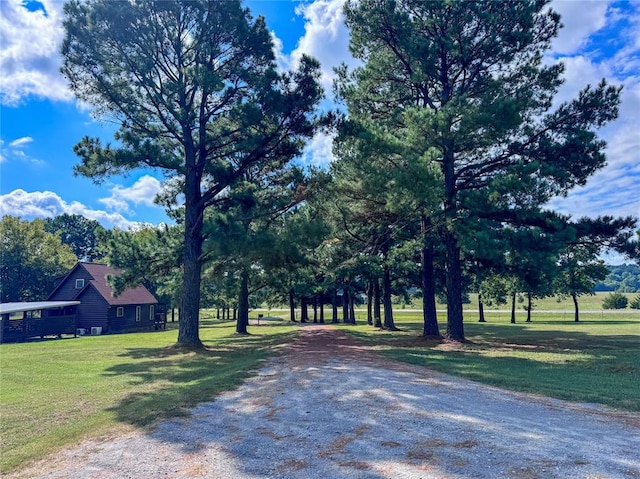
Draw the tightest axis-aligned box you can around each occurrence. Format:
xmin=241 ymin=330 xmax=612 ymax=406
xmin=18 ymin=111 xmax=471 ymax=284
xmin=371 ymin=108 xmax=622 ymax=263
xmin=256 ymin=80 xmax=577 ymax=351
xmin=339 ymin=0 xmax=621 ymax=340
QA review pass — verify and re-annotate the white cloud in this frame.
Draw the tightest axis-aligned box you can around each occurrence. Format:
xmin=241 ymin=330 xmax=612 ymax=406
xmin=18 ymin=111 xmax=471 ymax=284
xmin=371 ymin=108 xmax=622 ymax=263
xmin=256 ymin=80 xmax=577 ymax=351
xmin=287 ymin=0 xmax=356 ymax=93
xmin=99 ymin=175 xmax=163 ymax=213
xmin=546 ymin=1 xmax=640 ymax=224
xmin=550 ymin=0 xmax=610 ymax=55
xmin=0 ymin=189 xmax=147 ymax=230
xmin=299 ymin=131 xmax=336 ymax=168
xmin=0 ymin=135 xmax=43 ymax=165
xmin=0 ymin=0 xmax=71 ymax=105
xmin=9 ymin=136 xmax=34 ymax=148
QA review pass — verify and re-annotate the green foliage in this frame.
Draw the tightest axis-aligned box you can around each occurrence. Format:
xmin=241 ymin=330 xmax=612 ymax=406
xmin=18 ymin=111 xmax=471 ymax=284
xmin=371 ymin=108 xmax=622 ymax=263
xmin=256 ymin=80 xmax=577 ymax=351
xmin=630 ymin=295 xmax=640 ymax=309
xmin=100 ymin=225 xmax=182 ymax=307
xmin=61 ymin=0 xmax=324 ymax=346
xmin=602 ymin=292 xmax=629 ymax=309
xmin=338 ymin=0 xmax=623 ymax=340
xmin=44 ymin=214 xmax=105 ymax=262
xmin=0 ymin=216 xmax=78 ymax=302
xmin=596 ymin=264 xmax=640 ymax=292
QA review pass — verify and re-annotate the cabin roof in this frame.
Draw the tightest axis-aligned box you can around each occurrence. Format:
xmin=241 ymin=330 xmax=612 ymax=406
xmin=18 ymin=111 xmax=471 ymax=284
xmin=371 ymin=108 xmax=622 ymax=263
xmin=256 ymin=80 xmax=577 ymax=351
xmin=49 ymin=263 xmax=158 ymax=306
xmin=81 ymin=263 xmax=158 ymax=306
xmin=0 ymin=301 xmax=81 ymax=315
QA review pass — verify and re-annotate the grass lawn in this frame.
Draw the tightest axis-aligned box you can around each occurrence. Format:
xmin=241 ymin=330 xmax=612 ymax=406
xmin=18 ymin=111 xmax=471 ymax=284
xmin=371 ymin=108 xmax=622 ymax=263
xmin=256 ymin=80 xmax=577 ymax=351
xmin=1 ymin=300 xmax=638 ymax=474
xmin=0 ymin=318 xmax=296 ymax=475
xmin=341 ymin=310 xmax=640 ymax=413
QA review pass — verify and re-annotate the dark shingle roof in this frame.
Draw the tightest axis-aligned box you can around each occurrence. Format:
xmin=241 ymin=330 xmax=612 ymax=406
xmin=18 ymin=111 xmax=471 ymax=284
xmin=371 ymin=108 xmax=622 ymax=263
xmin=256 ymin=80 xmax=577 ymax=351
xmin=79 ymin=263 xmax=158 ymax=306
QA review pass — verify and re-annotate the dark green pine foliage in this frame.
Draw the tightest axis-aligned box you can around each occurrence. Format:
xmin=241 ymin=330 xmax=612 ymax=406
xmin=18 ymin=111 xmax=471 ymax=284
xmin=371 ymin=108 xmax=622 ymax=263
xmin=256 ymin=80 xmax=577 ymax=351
xmin=61 ymin=0 xmax=323 ymax=347
xmin=202 ymin=164 xmax=318 ymax=334
xmin=341 ymin=0 xmax=621 ymax=340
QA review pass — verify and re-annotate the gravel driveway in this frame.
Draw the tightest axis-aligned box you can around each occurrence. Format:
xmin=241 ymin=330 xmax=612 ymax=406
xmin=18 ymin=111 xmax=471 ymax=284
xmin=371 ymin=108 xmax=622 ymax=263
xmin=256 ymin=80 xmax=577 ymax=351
xmin=13 ymin=326 xmax=640 ymax=478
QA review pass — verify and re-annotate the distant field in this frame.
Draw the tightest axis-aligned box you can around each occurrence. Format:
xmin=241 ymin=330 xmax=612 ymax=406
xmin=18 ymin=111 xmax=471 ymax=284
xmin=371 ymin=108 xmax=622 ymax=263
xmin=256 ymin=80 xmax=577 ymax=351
xmin=432 ymin=291 xmax=639 ymax=313
xmin=258 ymin=291 xmax=640 ymax=322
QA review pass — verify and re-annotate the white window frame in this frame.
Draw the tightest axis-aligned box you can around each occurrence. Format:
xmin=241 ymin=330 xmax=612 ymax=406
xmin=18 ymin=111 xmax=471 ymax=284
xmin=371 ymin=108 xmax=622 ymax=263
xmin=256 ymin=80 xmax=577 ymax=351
xmin=135 ymin=306 xmax=141 ymax=322
xmin=75 ymin=279 xmax=85 ymax=289
xmin=116 ymin=307 xmax=124 ymax=317
xmin=149 ymin=305 xmax=155 ymax=321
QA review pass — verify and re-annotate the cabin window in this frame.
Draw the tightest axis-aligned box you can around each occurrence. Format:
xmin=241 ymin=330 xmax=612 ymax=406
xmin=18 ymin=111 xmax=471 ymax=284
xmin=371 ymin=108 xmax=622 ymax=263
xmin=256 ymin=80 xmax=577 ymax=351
xmin=75 ymin=279 xmax=85 ymax=289
xmin=116 ymin=307 xmax=124 ymax=317
xmin=149 ymin=305 xmax=155 ymax=321
xmin=136 ymin=306 xmax=141 ymax=322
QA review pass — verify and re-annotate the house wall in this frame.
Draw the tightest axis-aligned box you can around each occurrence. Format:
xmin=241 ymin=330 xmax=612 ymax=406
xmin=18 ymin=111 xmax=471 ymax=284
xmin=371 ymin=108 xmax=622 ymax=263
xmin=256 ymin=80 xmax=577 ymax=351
xmin=48 ymin=264 xmax=159 ymax=335
xmin=76 ymin=288 xmax=110 ymax=332
xmin=109 ymin=303 xmax=157 ymax=332
xmin=48 ymin=267 xmax=93 ymax=302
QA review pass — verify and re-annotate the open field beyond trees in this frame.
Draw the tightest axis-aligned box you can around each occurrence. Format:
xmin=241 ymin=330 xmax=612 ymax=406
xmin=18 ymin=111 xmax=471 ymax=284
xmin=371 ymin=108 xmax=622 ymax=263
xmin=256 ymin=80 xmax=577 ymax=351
xmin=1 ymin=296 xmax=638 ymax=474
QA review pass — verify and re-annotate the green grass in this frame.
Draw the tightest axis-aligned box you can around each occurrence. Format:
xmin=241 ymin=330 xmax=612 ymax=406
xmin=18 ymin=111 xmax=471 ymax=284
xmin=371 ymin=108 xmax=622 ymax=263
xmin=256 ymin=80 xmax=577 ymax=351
xmin=340 ymin=311 xmax=640 ymax=412
xmin=2 ymin=304 xmax=639 ymax=474
xmin=0 ymin=318 xmax=296 ymax=475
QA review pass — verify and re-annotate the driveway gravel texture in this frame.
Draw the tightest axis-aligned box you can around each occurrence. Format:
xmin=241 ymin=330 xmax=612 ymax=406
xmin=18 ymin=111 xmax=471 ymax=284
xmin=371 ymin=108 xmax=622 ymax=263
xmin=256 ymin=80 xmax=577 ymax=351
xmin=13 ymin=325 xmax=640 ymax=479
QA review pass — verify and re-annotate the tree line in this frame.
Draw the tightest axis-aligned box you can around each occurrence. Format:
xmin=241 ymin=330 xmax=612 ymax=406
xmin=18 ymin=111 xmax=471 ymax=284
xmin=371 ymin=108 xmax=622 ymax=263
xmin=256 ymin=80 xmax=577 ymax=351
xmin=595 ymin=264 xmax=640 ymax=293
xmin=8 ymin=0 xmax=639 ymax=346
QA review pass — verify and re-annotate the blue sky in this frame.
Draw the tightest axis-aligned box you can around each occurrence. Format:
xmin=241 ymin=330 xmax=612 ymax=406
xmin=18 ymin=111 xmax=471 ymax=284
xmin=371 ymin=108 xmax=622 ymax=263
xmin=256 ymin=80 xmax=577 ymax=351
xmin=1 ymin=0 xmax=639 ymax=233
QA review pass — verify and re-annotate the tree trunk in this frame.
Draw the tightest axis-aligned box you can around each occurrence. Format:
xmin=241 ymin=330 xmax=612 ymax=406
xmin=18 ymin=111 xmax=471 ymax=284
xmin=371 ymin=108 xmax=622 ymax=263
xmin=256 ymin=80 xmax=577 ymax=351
xmin=301 ymin=296 xmax=308 ymax=323
xmin=233 ymin=307 xmax=237 ymax=321
xmin=373 ymin=278 xmax=382 ymax=328
xmin=510 ymin=291 xmax=516 ymax=324
xmin=313 ymin=295 xmax=318 ymax=323
xmin=289 ymin=289 xmax=296 ymax=322
xmin=342 ymin=288 xmax=349 ymax=323
xmin=382 ymin=263 xmax=397 ymax=330
xmin=236 ymin=269 xmax=249 ymax=334
xmin=478 ymin=293 xmax=486 ymax=323
xmin=526 ymin=292 xmax=532 ymax=322
xmin=444 ymin=230 xmax=465 ymax=340
xmin=421 ymin=219 xmax=439 ymax=336
xmin=366 ymin=280 xmax=373 ymax=325
xmin=349 ymin=293 xmax=356 ymax=324
xmin=442 ymin=138 xmax=464 ymax=342
xmin=177 ymin=195 xmax=203 ymax=347
xmin=572 ymin=293 xmax=580 ymax=322
xmin=332 ymin=288 xmax=339 ymax=324
xmin=319 ymin=292 xmax=325 ymax=324
xmin=216 ymin=308 xmax=220 ymax=320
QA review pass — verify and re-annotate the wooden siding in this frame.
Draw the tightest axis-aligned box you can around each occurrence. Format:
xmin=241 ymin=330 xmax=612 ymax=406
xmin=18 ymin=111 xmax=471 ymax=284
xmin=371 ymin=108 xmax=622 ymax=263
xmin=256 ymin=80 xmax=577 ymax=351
xmin=48 ymin=267 xmax=93 ymax=302
xmin=75 ymin=287 xmax=110 ymax=331
xmin=47 ymin=263 xmax=159 ymax=335
xmin=109 ymin=303 xmax=156 ymax=332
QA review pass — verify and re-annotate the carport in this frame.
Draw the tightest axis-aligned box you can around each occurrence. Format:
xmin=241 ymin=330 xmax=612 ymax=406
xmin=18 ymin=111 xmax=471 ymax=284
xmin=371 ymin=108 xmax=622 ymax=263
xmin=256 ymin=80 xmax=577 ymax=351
xmin=0 ymin=301 xmax=80 ymax=343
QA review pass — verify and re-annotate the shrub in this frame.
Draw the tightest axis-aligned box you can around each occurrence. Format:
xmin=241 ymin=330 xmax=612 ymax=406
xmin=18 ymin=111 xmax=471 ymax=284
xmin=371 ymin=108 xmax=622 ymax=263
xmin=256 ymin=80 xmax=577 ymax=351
xmin=602 ymin=292 xmax=628 ymax=309
xmin=630 ymin=295 xmax=640 ymax=309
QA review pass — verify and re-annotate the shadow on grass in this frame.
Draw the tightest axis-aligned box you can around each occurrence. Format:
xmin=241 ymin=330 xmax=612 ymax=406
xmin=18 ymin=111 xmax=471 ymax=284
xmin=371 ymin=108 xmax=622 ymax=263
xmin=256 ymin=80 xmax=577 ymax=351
xmin=103 ymin=330 xmax=298 ymax=427
xmin=345 ymin=324 xmax=640 ymax=411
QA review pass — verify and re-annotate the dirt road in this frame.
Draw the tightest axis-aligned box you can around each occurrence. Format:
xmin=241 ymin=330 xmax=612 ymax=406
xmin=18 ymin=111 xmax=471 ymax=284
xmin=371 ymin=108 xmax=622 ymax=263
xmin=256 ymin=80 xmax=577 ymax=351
xmin=13 ymin=326 xmax=640 ymax=478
